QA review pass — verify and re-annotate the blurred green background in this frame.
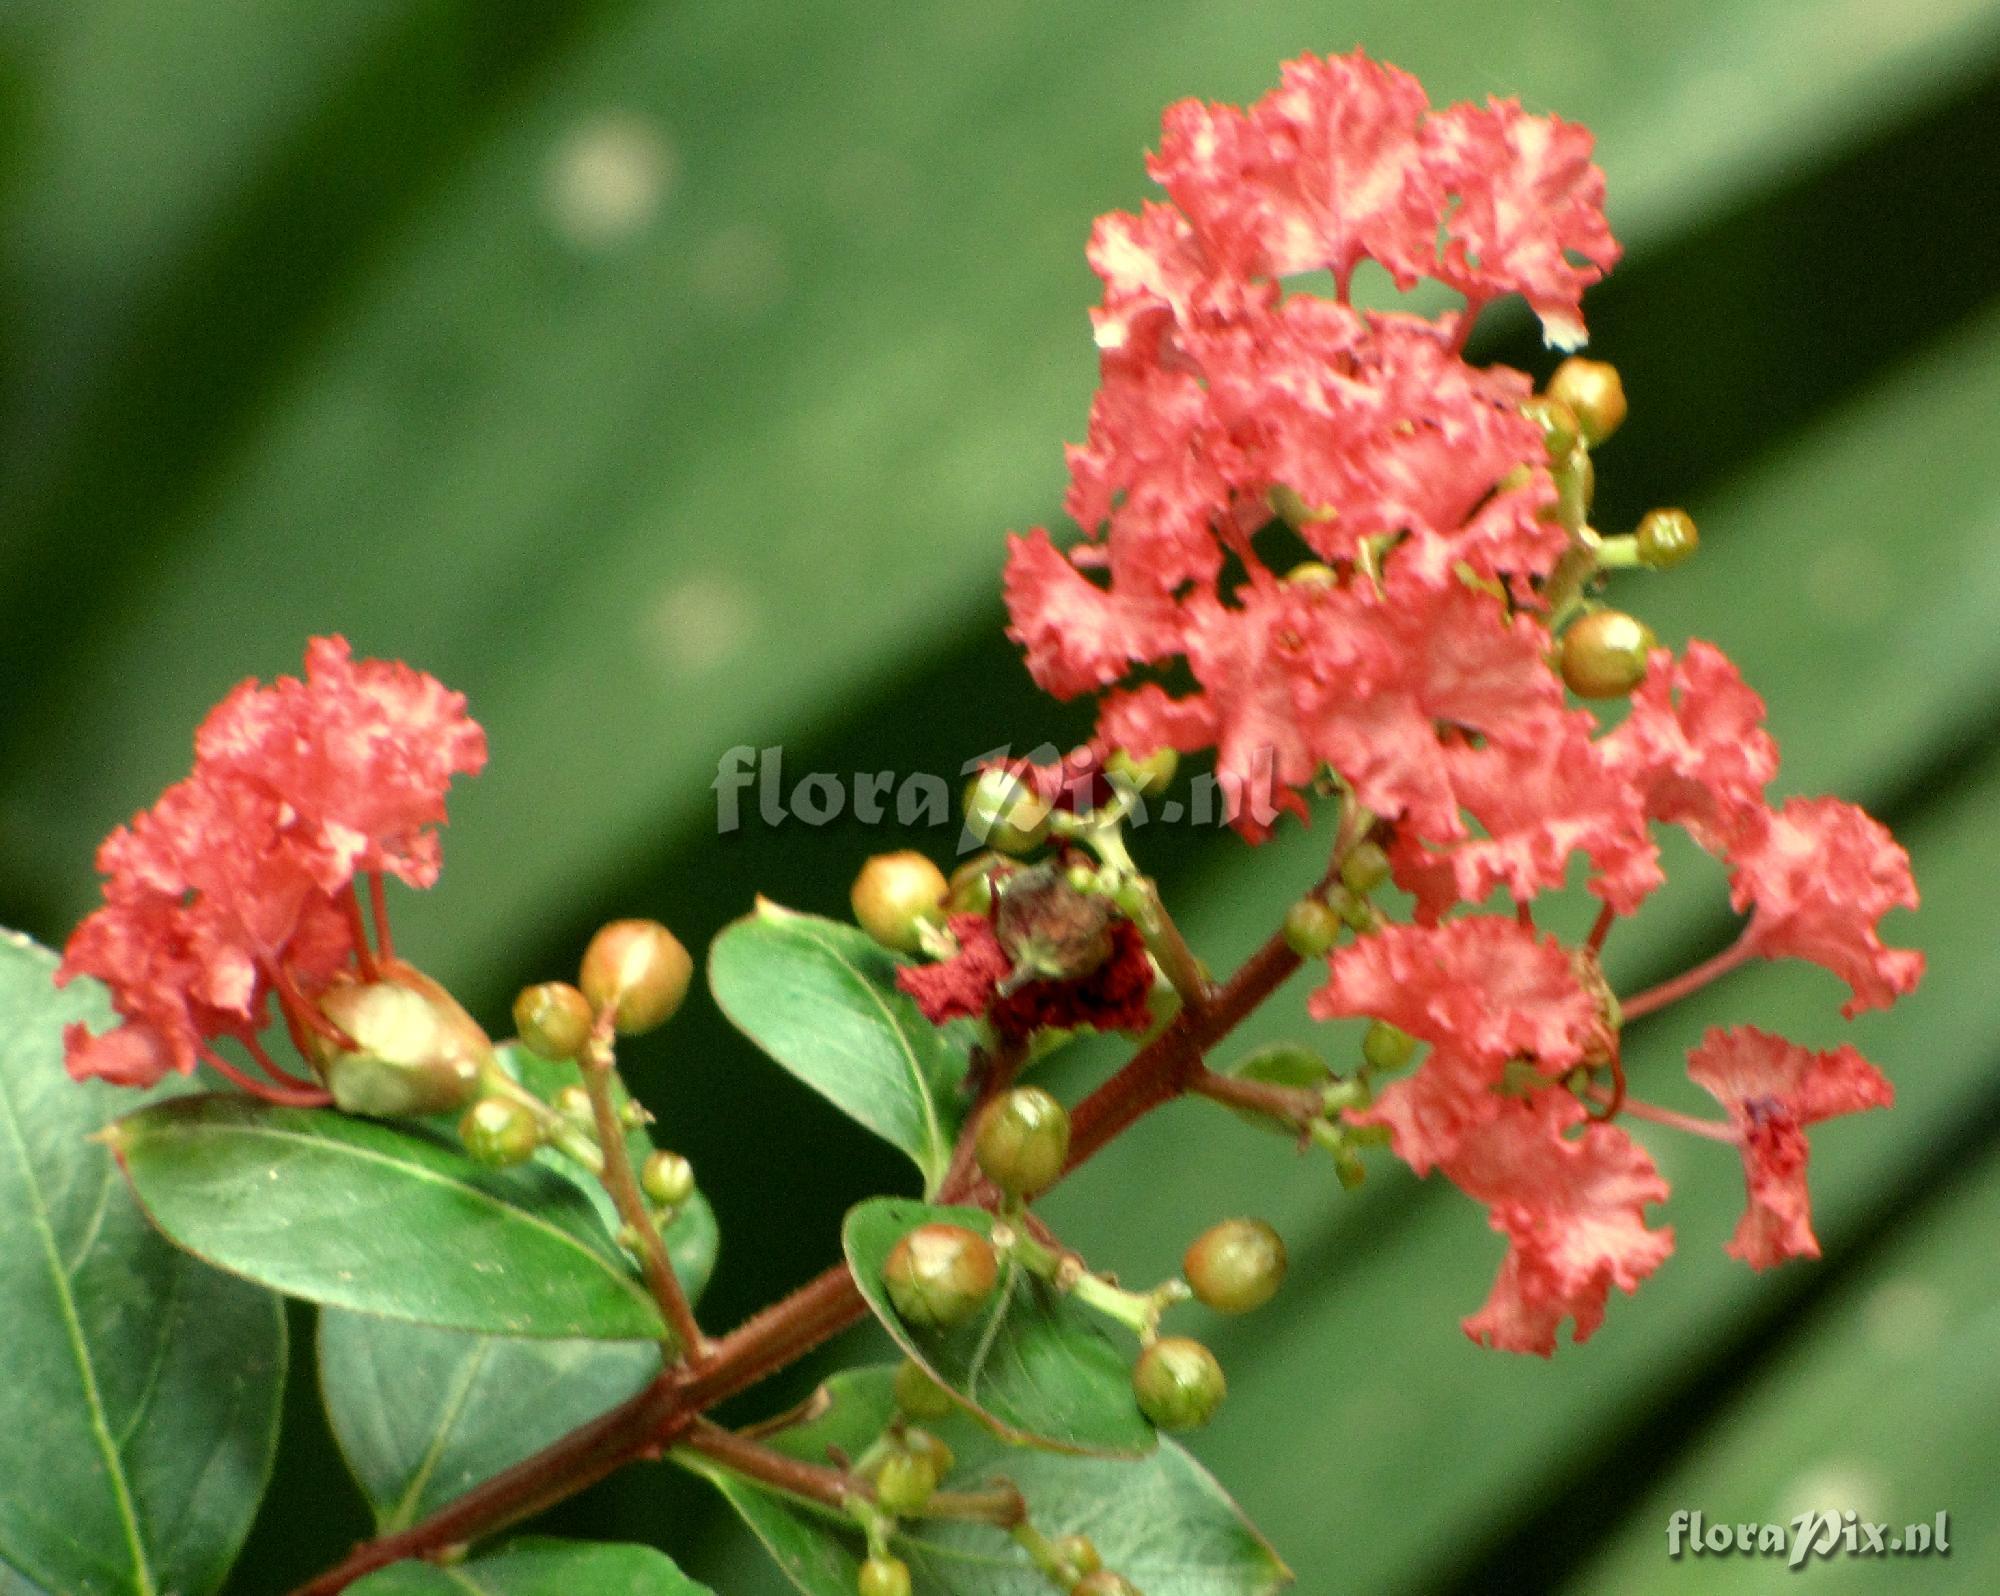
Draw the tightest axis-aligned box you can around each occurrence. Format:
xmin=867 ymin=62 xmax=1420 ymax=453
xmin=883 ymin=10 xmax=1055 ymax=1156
xmin=4 ymin=2 xmax=1998 ymax=1591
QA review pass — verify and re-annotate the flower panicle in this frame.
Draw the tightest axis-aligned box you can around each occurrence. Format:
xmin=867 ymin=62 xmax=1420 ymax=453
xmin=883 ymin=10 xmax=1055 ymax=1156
xmin=990 ymin=49 xmax=1922 ymax=1353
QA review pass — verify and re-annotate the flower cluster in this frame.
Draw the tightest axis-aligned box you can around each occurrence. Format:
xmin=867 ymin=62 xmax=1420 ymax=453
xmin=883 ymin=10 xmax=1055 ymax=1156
xmin=1002 ymin=51 xmax=1921 ymax=1352
xmin=58 ymin=637 xmax=485 ymax=1096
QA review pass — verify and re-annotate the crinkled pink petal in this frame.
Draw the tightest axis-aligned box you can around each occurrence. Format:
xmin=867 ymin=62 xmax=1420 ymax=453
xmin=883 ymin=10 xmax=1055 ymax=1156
xmin=1390 ymin=718 xmax=1661 ymax=919
xmin=1728 ymin=797 xmax=1923 ymax=1017
xmin=1311 ymin=916 xmax=1604 ymax=1067
xmin=1601 ymin=641 xmax=1776 ymax=856
xmin=1445 ymin=1093 xmax=1672 ymax=1354
xmin=1423 ymin=98 xmax=1620 ymax=349
xmin=1687 ymin=1025 xmax=1893 ymax=1269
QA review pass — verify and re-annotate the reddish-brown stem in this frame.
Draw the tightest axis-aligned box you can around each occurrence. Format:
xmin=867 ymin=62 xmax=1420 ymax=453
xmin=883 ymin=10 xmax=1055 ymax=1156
xmin=368 ymin=872 xmax=396 ymax=961
xmin=1188 ymin=1065 xmax=1323 ymax=1129
xmin=1585 ymin=1044 xmax=1626 ymax=1123
xmin=1620 ymin=930 xmax=1759 ymax=1022
xmin=293 ymin=834 xmax=1358 ymax=1593
xmin=677 ymin=1263 xmax=868 ymax=1414
xmin=1586 ymin=900 xmax=1617 ymax=956
xmin=580 ymin=1033 xmax=708 ymax=1362
xmin=200 ymin=1046 xmax=334 ymax=1108
xmin=291 ymin=1378 xmax=691 ymax=1596
xmin=343 ymin=884 xmax=382 ymax=982
xmin=242 ymin=1032 xmax=331 ymax=1096
xmin=684 ymin=1420 xmax=1025 ymax=1527
xmin=1065 ymin=929 xmax=1305 ymax=1174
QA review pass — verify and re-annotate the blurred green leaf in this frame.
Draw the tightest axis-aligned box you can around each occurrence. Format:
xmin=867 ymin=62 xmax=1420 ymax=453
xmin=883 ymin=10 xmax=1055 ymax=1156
xmin=345 ymin=1537 xmax=713 ymax=1595
xmin=1567 ymin=1139 xmax=2000 ymax=1594
xmin=0 ymin=937 xmax=284 ymax=1596
xmin=10 ymin=2 xmax=2000 ymax=992
xmin=108 ymin=1097 xmax=664 ymax=1340
xmin=844 ymin=1198 xmax=1152 ymax=1457
xmin=688 ymin=1366 xmax=1288 ymax=1596
xmin=711 ymin=905 xmax=970 ymax=1191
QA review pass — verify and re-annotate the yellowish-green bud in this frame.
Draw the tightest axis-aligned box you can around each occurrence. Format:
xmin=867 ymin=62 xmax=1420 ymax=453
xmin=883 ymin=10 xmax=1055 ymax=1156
xmin=1183 ymin=1219 xmax=1287 ymax=1315
xmin=1132 ymin=1337 xmax=1225 ymax=1432
xmin=973 ymin=1086 xmax=1071 ymax=1199
xmin=882 ymin=1224 xmax=1000 ymax=1329
xmin=513 ymin=981 xmax=593 ymax=1062
xmin=1560 ymin=610 xmax=1657 ymax=699
xmin=1546 ymin=357 xmax=1627 ymax=446
xmin=580 ymin=919 xmax=693 ymax=1035
xmin=850 ymin=851 xmax=949 ymax=953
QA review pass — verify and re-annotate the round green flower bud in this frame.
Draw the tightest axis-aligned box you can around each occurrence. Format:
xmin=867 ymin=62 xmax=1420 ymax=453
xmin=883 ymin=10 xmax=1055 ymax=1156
xmin=640 ymin=1149 xmax=696 ymax=1207
xmin=946 ymin=851 xmax=1009 ymax=916
xmin=902 ymin=1426 xmax=955 ymax=1479
xmin=314 ymin=971 xmax=490 ymax=1118
xmin=1132 ymin=1337 xmax=1226 ymax=1431
xmin=1361 ymin=1019 xmax=1419 ymax=1074
xmin=1339 ymin=839 xmax=1392 ymax=897
xmin=1106 ymin=745 xmax=1179 ymax=799
xmin=851 ymin=851 xmax=949 ymax=954
xmin=552 ymin=1084 xmax=595 ymax=1129
xmin=459 ymin=1096 xmax=541 ymax=1167
xmin=1281 ymin=897 xmax=1341 ymax=958
xmin=580 ymin=919 xmax=693 ymax=1035
xmin=513 ymin=981 xmax=593 ymax=1062
xmin=1183 ymin=1219 xmax=1288 ymax=1315
xmin=973 ymin=1086 xmax=1071 ymax=1199
xmin=893 ymin=1358 xmax=957 ymax=1421
xmin=963 ymin=768 xmax=1052 ymax=856
xmin=1560 ymin=610 xmax=1658 ymax=699
xmin=1281 ymin=559 xmax=1339 ymax=587
xmin=873 ymin=1448 xmax=938 ymax=1517
xmin=1635 ymin=507 xmax=1699 ymax=570
xmin=882 ymin=1224 xmax=1000 ymax=1329
xmin=857 ymin=1555 xmax=912 ymax=1596
xmin=1072 ymin=1570 xmax=1144 ymax=1595
xmin=1545 ymin=357 xmax=1627 ymax=446
xmin=1520 ymin=394 xmax=1580 ymax=460
xmin=1053 ymin=1534 xmax=1102 ymax=1578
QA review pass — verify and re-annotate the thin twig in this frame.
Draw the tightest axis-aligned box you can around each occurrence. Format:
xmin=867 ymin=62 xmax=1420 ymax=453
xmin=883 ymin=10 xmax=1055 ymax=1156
xmin=580 ymin=1024 xmax=708 ymax=1362
xmin=1620 ymin=931 xmax=1758 ymax=1022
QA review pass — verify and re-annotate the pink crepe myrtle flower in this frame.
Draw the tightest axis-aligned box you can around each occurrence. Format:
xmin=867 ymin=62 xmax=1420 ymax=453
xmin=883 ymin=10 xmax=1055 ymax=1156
xmin=58 ymin=637 xmax=485 ymax=1100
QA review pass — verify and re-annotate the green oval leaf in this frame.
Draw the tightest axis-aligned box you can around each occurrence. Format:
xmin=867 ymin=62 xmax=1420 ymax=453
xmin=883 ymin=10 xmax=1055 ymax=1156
xmin=843 ymin=1197 xmax=1153 ymax=1457
xmin=319 ymin=1318 xmax=659 ymax=1533
xmin=106 ymin=1096 xmax=664 ymax=1340
xmin=711 ymin=902 xmax=972 ymax=1191
xmin=0 ymin=935 xmax=285 ymax=1596
xmin=320 ymin=1083 xmax=719 ymax=1531
xmin=685 ymin=1366 xmax=1287 ymax=1596
xmin=346 ymin=1538 xmax=714 ymax=1595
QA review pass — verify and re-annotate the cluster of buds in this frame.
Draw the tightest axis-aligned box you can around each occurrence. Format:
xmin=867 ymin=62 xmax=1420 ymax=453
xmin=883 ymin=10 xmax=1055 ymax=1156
xmin=466 ymin=919 xmax=697 ymax=1200
xmin=881 ymin=1082 xmax=1289 ymax=1481
xmin=850 ymin=770 xmax=1169 ymax=1047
